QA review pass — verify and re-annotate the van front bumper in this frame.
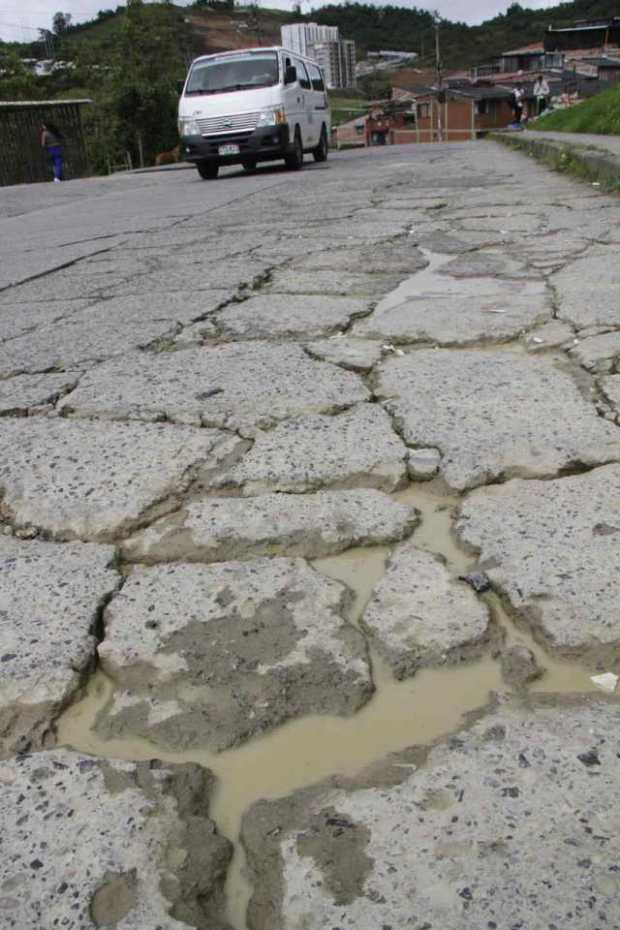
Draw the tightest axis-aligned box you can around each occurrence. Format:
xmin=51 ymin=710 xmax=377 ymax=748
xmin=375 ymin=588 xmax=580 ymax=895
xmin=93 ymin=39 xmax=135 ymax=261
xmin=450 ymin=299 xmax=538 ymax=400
xmin=181 ymin=125 xmax=291 ymax=164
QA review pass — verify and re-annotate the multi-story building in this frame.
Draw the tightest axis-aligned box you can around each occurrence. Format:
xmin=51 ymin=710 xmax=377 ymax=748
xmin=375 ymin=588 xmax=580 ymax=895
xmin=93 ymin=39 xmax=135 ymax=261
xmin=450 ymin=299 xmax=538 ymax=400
xmin=307 ymin=39 xmax=356 ymax=89
xmin=281 ymin=22 xmax=356 ymax=88
xmin=281 ymin=22 xmax=339 ymax=59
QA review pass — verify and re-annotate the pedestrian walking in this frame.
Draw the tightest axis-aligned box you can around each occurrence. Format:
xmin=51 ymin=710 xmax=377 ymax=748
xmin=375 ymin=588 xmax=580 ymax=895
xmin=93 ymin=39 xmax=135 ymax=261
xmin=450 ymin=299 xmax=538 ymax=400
xmin=533 ymin=74 xmax=550 ymax=115
xmin=511 ymin=86 xmax=524 ymax=127
xmin=40 ymin=122 xmax=64 ymax=182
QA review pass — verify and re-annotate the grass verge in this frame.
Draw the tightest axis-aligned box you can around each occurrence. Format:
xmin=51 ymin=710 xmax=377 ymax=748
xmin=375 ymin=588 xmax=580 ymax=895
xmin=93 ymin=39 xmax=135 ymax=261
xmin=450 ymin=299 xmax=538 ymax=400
xmin=490 ymin=132 xmax=620 ymax=194
xmin=528 ymin=83 xmax=620 ymax=136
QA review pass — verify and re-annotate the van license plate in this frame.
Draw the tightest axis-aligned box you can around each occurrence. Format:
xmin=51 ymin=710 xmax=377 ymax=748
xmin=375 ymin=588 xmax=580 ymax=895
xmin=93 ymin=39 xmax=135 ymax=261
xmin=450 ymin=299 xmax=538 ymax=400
xmin=219 ymin=143 xmax=240 ymax=156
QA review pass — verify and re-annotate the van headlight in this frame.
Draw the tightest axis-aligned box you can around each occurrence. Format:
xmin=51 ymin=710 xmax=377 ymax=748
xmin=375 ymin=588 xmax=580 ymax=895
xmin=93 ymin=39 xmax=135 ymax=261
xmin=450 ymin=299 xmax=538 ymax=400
xmin=256 ymin=108 xmax=286 ymax=127
xmin=178 ymin=117 xmax=200 ymax=136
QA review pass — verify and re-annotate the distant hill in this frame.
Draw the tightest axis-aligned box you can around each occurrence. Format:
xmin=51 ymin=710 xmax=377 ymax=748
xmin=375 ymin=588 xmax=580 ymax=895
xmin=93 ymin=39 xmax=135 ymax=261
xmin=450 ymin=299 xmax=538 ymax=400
xmin=313 ymin=0 xmax=620 ymax=69
xmin=6 ymin=0 xmax=620 ymax=71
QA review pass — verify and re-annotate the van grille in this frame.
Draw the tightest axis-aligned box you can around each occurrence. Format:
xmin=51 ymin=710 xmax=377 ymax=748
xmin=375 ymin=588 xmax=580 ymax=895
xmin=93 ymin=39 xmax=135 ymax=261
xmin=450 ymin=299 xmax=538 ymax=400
xmin=196 ymin=112 xmax=259 ymax=136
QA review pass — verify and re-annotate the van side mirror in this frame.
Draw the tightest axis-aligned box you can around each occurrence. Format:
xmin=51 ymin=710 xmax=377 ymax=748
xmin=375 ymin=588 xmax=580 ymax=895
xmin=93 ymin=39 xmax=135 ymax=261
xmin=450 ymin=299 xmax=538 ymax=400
xmin=176 ymin=79 xmax=185 ymax=95
xmin=284 ymin=65 xmax=297 ymax=85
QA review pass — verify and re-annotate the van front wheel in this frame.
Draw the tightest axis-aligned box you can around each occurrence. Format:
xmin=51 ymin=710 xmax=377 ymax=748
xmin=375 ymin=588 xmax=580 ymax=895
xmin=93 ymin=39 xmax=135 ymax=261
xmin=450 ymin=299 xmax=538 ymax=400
xmin=285 ymin=129 xmax=303 ymax=171
xmin=313 ymin=126 xmax=328 ymax=162
xmin=197 ymin=161 xmax=219 ymax=180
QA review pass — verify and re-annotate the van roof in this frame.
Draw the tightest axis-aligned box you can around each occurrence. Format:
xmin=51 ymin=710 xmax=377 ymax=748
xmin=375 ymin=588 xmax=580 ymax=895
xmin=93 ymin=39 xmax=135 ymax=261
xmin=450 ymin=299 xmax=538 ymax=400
xmin=191 ymin=46 xmax=314 ymax=65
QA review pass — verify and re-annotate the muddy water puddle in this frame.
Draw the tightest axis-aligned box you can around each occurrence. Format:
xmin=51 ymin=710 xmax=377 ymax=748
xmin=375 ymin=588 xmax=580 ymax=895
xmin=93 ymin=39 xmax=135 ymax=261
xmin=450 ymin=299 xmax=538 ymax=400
xmin=58 ymin=482 xmax=611 ymax=930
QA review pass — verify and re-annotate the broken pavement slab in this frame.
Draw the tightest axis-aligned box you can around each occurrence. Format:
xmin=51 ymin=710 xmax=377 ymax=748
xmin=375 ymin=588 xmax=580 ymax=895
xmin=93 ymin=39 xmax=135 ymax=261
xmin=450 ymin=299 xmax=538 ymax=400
xmin=522 ymin=319 xmax=574 ymax=353
xmin=570 ymin=332 xmax=620 ymax=374
xmin=0 ymin=372 xmax=79 ymax=416
xmin=552 ymin=248 xmax=620 ymax=330
xmin=241 ymin=697 xmax=620 ymax=930
xmin=123 ymin=489 xmax=417 ymax=564
xmin=0 ymin=417 xmax=241 ymax=542
xmin=407 ymin=447 xmax=441 ymax=480
xmin=456 ymin=465 xmax=620 ymax=657
xmin=361 ymin=540 xmax=491 ymax=679
xmin=59 ymin=342 xmax=368 ymax=434
xmin=199 ymin=293 xmax=373 ymax=341
xmin=437 ymin=250 xmax=533 ymax=279
xmin=291 ymin=240 xmax=429 ymax=275
xmin=377 ymin=349 xmax=620 ymax=491
xmin=304 ymin=337 xmax=384 ymax=372
xmin=0 ymin=293 xmax=216 ymax=376
xmin=0 ymin=538 xmax=119 ymax=758
xmin=0 ymin=750 xmax=232 ymax=930
xmin=96 ymin=558 xmax=373 ymax=751
xmin=355 ymin=274 xmax=551 ymax=346
xmin=211 ymin=404 xmax=408 ymax=495
xmin=266 ymin=268 xmax=406 ymax=298
xmin=599 ymin=374 xmax=620 ymax=422
xmin=0 ymin=298 xmax=92 ymax=342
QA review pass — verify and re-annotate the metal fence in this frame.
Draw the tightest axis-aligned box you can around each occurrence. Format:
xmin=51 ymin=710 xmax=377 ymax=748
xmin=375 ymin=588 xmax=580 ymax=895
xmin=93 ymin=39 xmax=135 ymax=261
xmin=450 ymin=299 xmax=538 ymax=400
xmin=0 ymin=99 xmax=91 ymax=187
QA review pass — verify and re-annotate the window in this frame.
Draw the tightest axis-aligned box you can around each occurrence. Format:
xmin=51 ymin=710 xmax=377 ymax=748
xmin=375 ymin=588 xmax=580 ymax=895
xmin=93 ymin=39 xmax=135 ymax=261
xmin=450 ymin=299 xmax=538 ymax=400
xmin=403 ymin=111 xmax=416 ymax=126
xmin=417 ymin=102 xmax=430 ymax=119
xmin=186 ymin=52 xmax=279 ymax=95
xmin=295 ymin=58 xmax=311 ymax=90
xmin=307 ymin=62 xmax=325 ymax=92
xmin=476 ymin=99 xmax=488 ymax=115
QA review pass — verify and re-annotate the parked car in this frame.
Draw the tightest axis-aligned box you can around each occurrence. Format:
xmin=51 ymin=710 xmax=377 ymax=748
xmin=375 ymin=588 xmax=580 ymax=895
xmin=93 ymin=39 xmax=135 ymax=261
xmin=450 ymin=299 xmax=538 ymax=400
xmin=178 ymin=46 xmax=331 ymax=180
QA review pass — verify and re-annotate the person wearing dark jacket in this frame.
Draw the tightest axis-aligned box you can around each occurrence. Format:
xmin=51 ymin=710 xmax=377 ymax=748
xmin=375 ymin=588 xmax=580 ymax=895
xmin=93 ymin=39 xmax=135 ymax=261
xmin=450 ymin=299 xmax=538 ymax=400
xmin=40 ymin=122 xmax=64 ymax=182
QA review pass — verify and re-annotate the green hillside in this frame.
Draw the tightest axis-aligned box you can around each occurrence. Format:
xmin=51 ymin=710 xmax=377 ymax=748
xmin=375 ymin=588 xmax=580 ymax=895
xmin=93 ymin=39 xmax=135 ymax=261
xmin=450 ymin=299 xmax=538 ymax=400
xmin=531 ymin=83 xmax=620 ymax=135
xmin=313 ymin=0 xmax=620 ymax=68
xmin=2 ymin=0 xmax=620 ymax=172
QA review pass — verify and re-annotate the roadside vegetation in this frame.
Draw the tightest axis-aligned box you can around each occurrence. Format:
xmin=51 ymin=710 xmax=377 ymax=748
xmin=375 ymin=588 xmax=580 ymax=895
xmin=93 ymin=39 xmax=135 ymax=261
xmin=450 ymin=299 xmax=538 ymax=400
xmin=531 ymin=83 xmax=620 ymax=136
xmin=2 ymin=0 xmax=620 ymax=170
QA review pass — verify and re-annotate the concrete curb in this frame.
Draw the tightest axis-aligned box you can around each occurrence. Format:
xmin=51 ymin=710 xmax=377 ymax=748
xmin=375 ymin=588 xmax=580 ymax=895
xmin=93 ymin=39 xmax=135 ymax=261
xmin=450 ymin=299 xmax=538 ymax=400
xmin=490 ymin=131 xmax=620 ymax=193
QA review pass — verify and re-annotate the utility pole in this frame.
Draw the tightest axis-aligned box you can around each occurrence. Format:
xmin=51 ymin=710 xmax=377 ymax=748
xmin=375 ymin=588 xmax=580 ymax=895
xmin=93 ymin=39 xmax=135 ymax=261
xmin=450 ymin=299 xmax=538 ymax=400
xmin=434 ymin=11 xmax=443 ymax=142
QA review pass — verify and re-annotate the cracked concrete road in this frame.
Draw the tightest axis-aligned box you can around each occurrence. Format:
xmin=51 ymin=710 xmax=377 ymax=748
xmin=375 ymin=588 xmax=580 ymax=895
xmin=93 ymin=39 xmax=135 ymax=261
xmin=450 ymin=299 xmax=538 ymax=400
xmin=2 ymin=145 xmax=620 ymax=930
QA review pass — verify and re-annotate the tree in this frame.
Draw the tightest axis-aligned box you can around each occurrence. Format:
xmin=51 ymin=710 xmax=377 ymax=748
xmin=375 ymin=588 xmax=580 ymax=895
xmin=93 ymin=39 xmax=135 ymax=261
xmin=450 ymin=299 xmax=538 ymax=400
xmin=52 ymin=12 xmax=72 ymax=35
xmin=0 ymin=48 xmax=38 ymax=99
xmin=74 ymin=0 xmax=195 ymax=170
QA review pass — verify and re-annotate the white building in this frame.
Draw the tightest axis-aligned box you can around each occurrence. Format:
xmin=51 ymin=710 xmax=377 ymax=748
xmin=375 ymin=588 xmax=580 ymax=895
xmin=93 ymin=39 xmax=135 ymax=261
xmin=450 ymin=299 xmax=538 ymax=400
xmin=281 ymin=22 xmax=356 ymax=89
xmin=281 ymin=22 xmax=339 ymax=58
xmin=309 ymin=39 xmax=356 ymax=89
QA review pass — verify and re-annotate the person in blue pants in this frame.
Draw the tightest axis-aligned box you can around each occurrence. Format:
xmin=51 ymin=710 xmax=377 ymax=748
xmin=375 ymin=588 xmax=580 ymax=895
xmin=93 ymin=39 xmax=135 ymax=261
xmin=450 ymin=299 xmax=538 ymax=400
xmin=40 ymin=122 xmax=64 ymax=182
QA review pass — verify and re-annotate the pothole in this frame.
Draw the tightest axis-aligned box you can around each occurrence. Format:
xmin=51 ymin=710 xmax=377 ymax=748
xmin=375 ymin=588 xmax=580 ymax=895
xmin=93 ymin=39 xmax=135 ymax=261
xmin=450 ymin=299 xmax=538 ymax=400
xmin=56 ymin=480 xmax=613 ymax=930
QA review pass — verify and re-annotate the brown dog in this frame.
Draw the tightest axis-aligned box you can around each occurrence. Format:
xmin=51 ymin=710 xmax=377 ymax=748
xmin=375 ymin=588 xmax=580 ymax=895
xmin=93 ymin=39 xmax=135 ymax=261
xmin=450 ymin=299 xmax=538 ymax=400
xmin=155 ymin=145 xmax=181 ymax=166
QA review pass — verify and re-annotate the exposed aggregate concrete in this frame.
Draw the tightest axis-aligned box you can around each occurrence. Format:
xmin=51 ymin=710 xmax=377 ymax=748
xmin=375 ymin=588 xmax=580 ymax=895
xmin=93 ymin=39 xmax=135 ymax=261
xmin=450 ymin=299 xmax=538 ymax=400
xmin=0 ymin=538 xmax=119 ymax=757
xmin=123 ymin=489 xmax=417 ymax=564
xmin=0 ymin=750 xmax=232 ymax=929
xmin=355 ymin=275 xmax=550 ymax=345
xmin=456 ymin=466 xmax=620 ymax=657
xmin=3 ymin=142 xmax=620 ymax=930
xmin=0 ymin=371 xmax=79 ymax=415
xmin=0 ymin=417 xmax=241 ymax=541
xmin=97 ymin=558 xmax=372 ymax=751
xmin=201 ymin=293 xmax=373 ymax=341
xmin=212 ymin=404 xmax=409 ymax=494
xmin=59 ymin=342 xmax=368 ymax=434
xmin=362 ymin=540 xmax=491 ymax=678
xmin=242 ymin=698 xmax=620 ymax=930
xmin=377 ymin=349 xmax=620 ymax=490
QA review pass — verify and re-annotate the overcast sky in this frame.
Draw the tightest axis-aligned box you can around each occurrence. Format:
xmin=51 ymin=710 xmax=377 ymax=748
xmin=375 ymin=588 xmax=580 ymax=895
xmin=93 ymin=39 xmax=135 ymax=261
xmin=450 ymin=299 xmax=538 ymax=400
xmin=1 ymin=0 xmax=560 ymax=44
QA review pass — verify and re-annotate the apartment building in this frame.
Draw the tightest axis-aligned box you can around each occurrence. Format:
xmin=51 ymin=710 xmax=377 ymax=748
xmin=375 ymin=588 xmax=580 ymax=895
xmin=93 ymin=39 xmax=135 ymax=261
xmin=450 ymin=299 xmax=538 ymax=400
xmin=281 ymin=23 xmax=356 ymax=89
xmin=308 ymin=38 xmax=356 ymax=89
xmin=280 ymin=22 xmax=339 ymax=58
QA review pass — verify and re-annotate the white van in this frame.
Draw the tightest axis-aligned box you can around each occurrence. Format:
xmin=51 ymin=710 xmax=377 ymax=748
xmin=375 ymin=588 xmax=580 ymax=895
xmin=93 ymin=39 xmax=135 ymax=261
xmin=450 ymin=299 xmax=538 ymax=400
xmin=177 ymin=46 xmax=330 ymax=180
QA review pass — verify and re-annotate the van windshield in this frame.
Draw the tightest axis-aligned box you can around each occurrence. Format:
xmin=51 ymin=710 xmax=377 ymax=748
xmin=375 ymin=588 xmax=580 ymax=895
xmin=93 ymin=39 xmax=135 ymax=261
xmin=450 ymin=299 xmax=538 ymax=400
xmin=185 ymin=52 xmax=279 ymax=95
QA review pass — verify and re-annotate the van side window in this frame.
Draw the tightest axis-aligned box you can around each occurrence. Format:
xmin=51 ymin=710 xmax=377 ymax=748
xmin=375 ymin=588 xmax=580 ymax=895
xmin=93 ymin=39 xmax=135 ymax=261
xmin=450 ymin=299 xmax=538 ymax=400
xmin=307 ymin=62 xmax=325 ymax=92
xmin=295 ymin=59 xmax=311 ymax=90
